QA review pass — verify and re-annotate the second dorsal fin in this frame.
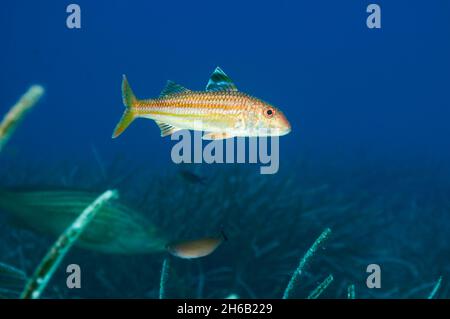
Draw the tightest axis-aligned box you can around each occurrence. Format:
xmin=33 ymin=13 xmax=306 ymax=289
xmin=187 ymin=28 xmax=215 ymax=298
xmin=160 ymin=81 xmax=190 ymax=97
xmin=206 ymin=67 xmax=238 ymax=92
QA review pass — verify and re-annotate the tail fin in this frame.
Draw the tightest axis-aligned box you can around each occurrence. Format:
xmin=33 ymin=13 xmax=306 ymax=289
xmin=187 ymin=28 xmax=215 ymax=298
xmin=112 ymin=75 xmax=138 ymax=138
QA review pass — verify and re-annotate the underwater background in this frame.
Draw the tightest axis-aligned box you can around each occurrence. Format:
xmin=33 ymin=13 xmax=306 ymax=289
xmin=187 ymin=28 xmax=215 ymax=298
xmin=1 ymin=0 xmax=450 ymax=298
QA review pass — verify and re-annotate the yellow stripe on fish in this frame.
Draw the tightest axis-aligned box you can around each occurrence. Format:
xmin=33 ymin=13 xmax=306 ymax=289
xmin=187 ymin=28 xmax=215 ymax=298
xmin=112 ymin=67 xmax=291 ymax=140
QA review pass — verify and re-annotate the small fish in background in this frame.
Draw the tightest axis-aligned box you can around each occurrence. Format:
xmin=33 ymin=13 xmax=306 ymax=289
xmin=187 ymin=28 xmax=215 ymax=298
xmin=179 ymin=169 xmax=207 ymax=185
xmin=112 ymin=67 xmax=291 ymax=140
xmin=167 ymin=231 xmax=228 ymax=259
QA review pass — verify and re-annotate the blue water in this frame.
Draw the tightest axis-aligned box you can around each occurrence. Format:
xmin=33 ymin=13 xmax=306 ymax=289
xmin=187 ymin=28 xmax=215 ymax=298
xmin=0 ymin=0 xmax=450 ymax=299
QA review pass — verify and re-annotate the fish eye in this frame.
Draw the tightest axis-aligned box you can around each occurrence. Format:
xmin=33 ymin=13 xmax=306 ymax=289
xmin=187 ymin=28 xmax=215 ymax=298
xmin=264 ymin=107 xmax=275 ymax=118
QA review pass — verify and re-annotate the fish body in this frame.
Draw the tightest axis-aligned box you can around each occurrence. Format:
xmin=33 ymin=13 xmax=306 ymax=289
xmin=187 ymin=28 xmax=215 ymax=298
xmin=167 ymin=232 xmax=227 ymax=259
xmin=179 ymin=170 xmax=207 ymax=185
xmin=112 ymin=67 xmax=291 ymax=139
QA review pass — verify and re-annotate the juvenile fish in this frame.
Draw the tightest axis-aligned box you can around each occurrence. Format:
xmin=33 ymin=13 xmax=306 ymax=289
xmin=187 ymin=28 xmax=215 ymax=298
xmin=179 ymin=170 xmax=207 ymax=185
xmin=167 ymin=232 xmax=227 ymax=259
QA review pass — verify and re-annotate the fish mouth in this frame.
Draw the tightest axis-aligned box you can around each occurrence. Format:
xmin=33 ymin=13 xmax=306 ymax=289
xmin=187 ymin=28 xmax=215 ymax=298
xmin=263 ymin=126 xmax=291 ymax=136
xmin=263 ymin=119 xmax=291 ymax=136
xmin=280 ymin=126 xmax=291 ymax=136
xmin=275 ymin=127 xmax=291 ymax=136
xmin=279 ymin=117 xmax=291 ymax=136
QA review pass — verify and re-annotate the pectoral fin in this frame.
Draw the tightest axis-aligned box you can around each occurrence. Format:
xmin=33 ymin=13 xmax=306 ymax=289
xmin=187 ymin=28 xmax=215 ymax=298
xmin=202 ymin=132 xmax=235 ymax=140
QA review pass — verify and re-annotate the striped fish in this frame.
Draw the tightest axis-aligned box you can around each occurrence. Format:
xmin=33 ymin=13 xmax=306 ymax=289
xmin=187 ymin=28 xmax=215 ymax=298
xmin=112 ymin=67 xmax=291 ymax=140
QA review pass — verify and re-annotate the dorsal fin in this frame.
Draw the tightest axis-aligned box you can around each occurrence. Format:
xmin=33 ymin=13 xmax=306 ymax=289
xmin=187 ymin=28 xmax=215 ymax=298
xmin=160 ymin=81 xmax=190 ymax=97
xmin=206 ymin=67 xmax=238 ymax=92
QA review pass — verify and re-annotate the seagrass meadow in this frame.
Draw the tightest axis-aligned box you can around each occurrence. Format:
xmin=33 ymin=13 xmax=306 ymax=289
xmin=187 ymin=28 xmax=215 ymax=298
xmin=0 ymin=154 xmax=449 ymax=298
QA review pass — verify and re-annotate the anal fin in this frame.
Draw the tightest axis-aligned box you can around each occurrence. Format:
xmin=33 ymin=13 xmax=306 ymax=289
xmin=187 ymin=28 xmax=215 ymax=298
xmin=155 ymin=121 xmax=182 ymax=137
xmin=202 ymin=132 xmax=235 ymax=140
